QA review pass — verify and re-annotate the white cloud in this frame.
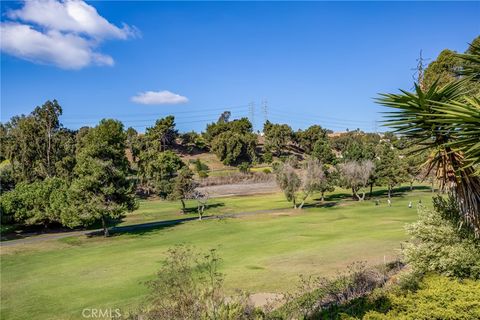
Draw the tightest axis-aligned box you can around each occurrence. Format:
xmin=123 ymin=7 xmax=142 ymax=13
xmin=0 ymin=0 xmax=137 ymax=69
xmin=131 ymin=91 xmax=189 ymax=105
xmin=7 ymin=0 xmax=134 ymax=40
xmin=1 ymin=22 xmax=113 ymax=69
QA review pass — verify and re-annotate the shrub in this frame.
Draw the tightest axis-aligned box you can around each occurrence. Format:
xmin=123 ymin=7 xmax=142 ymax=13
xmin=262 ymin=168 xmax=272 ymax=174
xmin=238 ymin=162 xmax=251 ymax=174
xmin=262 ymin=151 xmax=273 ymax=164
xmin=395 ymin=269 xmax=423 ymax=292
xmin=193 ymin=159 xmax=210 ymax=173
xmin=363 ymin=275 xmax=480 ymax=319
xmin=0 ymin=177 xmax=70 ymax=226
xmin=273 ymin=262 xmax=396 ymax=319
xmin=402 ymin=199 xmax=480 ymax=279
xmin=198 ymin=170 xmax=209 ymax=179
xmin=127 ymin=246 xmax=257 ymax=320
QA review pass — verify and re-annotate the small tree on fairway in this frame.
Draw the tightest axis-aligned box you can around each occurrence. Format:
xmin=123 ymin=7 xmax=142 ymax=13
xmin=403 ymin=148 xmax=426 ymax=191
xmin=191 ymin=190 xmax=209 ymax=220
xmin=318 ymin=165 xmax=338 ymax=202
xmin=275 ymin=161 xmax=301 ymax=208
xmin=169 ymin=167 xmax=196 ymax=213
xmin=70 ymin=119 xmax=137 ymax=236
xmin=298 ymin=158 xmax=325 ymax=209
xmin=375 ymin=144 xmax=407 ymax=198
xmin=339 ymin=160 xmax=374 ymax=201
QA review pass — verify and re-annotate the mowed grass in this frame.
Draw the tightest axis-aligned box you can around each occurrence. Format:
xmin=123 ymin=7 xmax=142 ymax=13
xmin=1 ymin=187 xmax=432 ymax=320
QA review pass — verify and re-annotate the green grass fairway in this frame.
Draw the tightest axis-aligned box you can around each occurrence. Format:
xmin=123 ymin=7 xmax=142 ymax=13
xmin=1 ymin=187 xmax=433 ymax=320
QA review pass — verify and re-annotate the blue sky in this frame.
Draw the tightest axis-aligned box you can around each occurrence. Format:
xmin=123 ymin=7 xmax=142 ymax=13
xmin=1 ymin=1 xmax=479 ymax=133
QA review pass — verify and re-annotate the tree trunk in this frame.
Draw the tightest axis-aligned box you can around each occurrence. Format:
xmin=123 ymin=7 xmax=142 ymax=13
xmin=46 ymin=127 xmax=51 ymax=177
xmin=181 ymin=199 xmax=186 ymax=214
xmin=298 ymin=193 xmax=309 ymax=209
xmin=388 ymin=186 xmax=391 ymax=199
xmin=352 ymin=187 xmax=356 ymax=200
xmin=320 ymin=192 xmax=325 ymax=202
xmin=359 ymin=191 xmax=366 ymax=201
xmin=102 ymin=216 xmax=109 ymax=237
xmin=293 ymin=197 xmax=297 ymax=209
xmin=410 ymin=181 xmax=413 ymax=191
xmin=369 ymin=183 xmax=373 ymax=198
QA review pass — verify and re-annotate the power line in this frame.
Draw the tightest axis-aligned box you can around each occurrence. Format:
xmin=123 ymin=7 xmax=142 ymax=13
xmin=268 ymin=107 xmax=374 ymax=124
xmin=61 ymin=110 xmax=249 ymax=125
xmin=268 ymin=110 xmax=374 ymax=126
xmin=61 ymin=105 xmax=249 ymax=121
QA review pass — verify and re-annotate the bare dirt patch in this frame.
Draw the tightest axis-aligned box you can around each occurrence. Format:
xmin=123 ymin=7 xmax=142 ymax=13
xmin=197 ymin=181 xmax=279 ymax=197
xmin=249 ymin=292 xmax=284 ymax=308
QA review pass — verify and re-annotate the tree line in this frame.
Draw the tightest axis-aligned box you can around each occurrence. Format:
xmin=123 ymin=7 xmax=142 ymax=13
xmin=0 ymin=100 xmax=425 ymax=235
xmin=4 ymin=36 xmax=476 ymax=235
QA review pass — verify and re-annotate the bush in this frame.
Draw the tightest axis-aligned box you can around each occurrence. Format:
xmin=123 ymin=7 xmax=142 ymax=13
xmin=198 ymin=170 xmax=209 ymax=179
xmin=395 ymin=269 xmax=423 ymax=292
xmin=262 ymin=168 xmax=272 ymax=174
xmin=0 ymin=177 xmax=70 ymax=226
xmin=402 ymin=198 xmax=480 ymax=279
xmin=363 ymin=275 xmax=480 ymax=319
xmin=238 ymin=162 xmax=251 ymax=174
xmin=125 ymin=246 xmax=257 ymax=320
xmin=262 ymin=151 xmax=273 ymax=164
xmin=193 ymin=159 xmax=210 ymax=173
xmin=273 ymin=262 xmax=396 ymax=319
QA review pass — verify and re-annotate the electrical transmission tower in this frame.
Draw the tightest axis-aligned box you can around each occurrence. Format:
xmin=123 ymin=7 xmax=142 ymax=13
xmin=412 ymin=50 xmax=429 ymax=90
xmin=248 ymin=101 xmax=255 ymax=131
xmin=261 ymin=98 xmax=268 ymax=126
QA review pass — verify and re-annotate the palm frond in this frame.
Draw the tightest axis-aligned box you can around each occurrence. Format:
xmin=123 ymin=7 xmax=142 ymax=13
xmin=376 ymin=78 xmax=480 ymax=236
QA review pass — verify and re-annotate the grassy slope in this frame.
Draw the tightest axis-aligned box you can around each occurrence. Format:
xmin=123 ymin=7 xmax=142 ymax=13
xmin=1 ymin=187 xmax=432 ymax=320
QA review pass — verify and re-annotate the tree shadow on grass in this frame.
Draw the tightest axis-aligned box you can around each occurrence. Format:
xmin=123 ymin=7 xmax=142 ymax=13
xmin=318 ymin=185 xmax=432 ymax=203
xmin=86 ymin=218 xmax=197 ymax=238
xmin=180 ymin=202 xmax=225 ymax=214
xmin=302 ymin=201 xmax=339 ymax=209
xmin=86 ymin=202 xmax=227 ymax=238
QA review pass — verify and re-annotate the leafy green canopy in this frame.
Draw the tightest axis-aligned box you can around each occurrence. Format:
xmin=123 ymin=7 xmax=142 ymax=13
xmin=69 ymin=119 xmax=137 ymax=235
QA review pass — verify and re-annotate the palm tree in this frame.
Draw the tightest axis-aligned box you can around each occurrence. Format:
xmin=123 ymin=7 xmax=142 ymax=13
xmin=376 ymin=45 xmax=480 ymax=236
